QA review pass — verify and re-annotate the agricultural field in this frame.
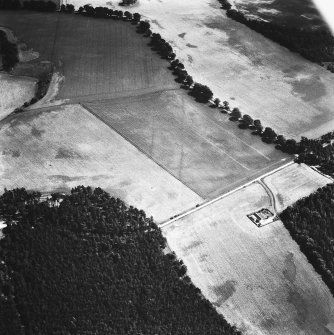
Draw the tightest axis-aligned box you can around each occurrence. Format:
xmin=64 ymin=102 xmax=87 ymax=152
xmin=0 ymin=104 xmax=202 ymax=223
xmin=86 ymin=90 xmax=289 ymax=198
xmin=0 ymin=72 xmax=36 ymax=120
xmin=0 ymin=11 xmax=177 ymax=102
xmin=232 ymin=0 xmax=327 ymax=29
xmin=71 ymin=0 xmax=334 ymax=139
xmin=162 ymin=164 xmax=334 ymax=335
xmin=263 ymin=162 xmax=332 ymax=212
xmin=1 ymin=6 xmax=334 ymax=334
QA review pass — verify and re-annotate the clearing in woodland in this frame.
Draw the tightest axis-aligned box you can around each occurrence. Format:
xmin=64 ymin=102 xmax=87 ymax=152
xmin=71 ymin=0 xmax=334 ymax=139
xmin=162 ymin=163 xmax=334 ymax=335
xmin=0 ymin=11 xmax=177 ymax=102
xmin=85 ymin=90 xmax=288 ymax=199
xmin=0 ymin=104 xmax=202 ymax=223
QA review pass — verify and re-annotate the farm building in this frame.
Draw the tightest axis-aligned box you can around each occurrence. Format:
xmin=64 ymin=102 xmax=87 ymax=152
xmin=247 ymin=208 xmax=275 ymax=227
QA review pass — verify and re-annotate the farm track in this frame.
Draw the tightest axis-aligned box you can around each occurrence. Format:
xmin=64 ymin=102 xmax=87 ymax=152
xmin=159 ymin=160 xmax=293 ymax=228
xmin=258 ymin=179 xmax=277 ymax=213
xmin=22 ymin=86 xmax=181 ymax=115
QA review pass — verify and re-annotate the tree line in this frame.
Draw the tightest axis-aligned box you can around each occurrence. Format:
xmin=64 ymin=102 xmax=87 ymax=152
xmin=293 ymin=133 xmax=334 ymax=177
xmin=14 ymin=68 xmax=54 ymax=113
xmin=5 ymin=2 xmax=298 ymax=151
xmin=280 ymin=184 xmax=334 ymax=295
xmin=0 ymin=186 xmax=241 ymax=335
xmin=223 ymin=6 xmax=334 ymax=72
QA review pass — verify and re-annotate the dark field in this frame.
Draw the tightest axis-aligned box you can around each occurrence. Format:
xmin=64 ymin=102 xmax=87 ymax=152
xmin=85 ymin=90 xmax=289 ymax=199
xmin=235 ymin=0 xmax=327 ymax=29
xmin=0 ymin=11 xmax=177 ymax=101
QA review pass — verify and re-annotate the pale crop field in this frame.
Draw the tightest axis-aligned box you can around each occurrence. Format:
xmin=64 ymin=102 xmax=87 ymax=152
xmin=71 ymin=0 xmax=334 ymax=139
xmin=263 ymin=163 xmax=333 ymax=212
xmin=0 ymin=104 xmax=202 ymax=223
xmin=86 ymin=90 xmax=289 ymax=199
xmin=162 ymin=170 xmax=334 ymax=335
xmin=0 ymin=73 xmax=36 ymax=120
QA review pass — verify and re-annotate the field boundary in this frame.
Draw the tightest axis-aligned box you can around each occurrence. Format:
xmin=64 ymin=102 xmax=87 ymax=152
xmin=310 ymin=166 xmax=334 ymax=183
xmin=80 ymin=102 xmax=205 ymax=198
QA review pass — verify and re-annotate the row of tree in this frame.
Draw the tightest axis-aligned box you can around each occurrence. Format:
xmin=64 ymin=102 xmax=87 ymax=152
xmin=209 ymin=102 xmax=299 ymax=151
xmin=143 ymin=29 xmax=215 ymax=102
xmin=0 ymin=187 xmax=241 ymax=335
xmin=77 ymin=4 xmax=141 ymax=23
xmin=0 ymin=30 xmax=18 ymax=71
xmin=225 ymin=8 xmax=334 ymax=65
xmin=280 ymin=184 xmax=334 ymax=295
xmin=133 ymin=16 xmax=297 ymax=145
xmin=13 ymin=3 xmax=292 ymax=148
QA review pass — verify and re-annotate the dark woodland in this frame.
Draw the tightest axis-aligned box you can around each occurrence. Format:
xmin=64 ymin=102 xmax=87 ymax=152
xmin=0 ymin=187 xmax=241 ymax=335
xmin=280 ymin=184 xmax=334 ymax=295
xmin=0 ymin=30 xmax=18 ymax=71
xmin=225 ymin=9 xmax=334 ymax=66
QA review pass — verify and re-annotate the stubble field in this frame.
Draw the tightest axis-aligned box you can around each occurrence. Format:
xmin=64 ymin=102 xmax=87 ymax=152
xmin=0 ymin=11 xmax=177 ymax=102
xmin=86 ymin=90 xmax=289 ymax=198
xmin=162 ymin=164 xmax=334 ymax=335
xmin=0 ymin=104 xmax=202 ymax=223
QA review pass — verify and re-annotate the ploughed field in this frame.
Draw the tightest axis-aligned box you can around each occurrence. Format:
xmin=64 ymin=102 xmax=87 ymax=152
xmin=162 ymin=164 xmax=334 ymax=335
xmin=71 ymin=0 xmax=334 ymax=139
xmin=0 ymin=11 xmax=177 ymax=102
xmin=86 ymin=90 xmax=288 ymax=199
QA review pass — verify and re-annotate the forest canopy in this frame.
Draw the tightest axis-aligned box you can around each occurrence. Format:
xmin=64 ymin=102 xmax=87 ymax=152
xmin=0 ymin=186 xmax=240 ymax=335
xmin=280 ymin=184 xmax=334 ymax=296
xmin=226 ymin=8 xmax=334 ymax=66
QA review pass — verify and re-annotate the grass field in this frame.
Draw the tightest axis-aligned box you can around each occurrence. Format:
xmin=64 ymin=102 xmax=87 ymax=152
xmin=0 ymin=72 xmax=36 ymax=120
xmin=162 ymin=164 xmax=334 ymax=335
xmin=0 ymin=104 xmax=202 ymax=223
xmin=69 ymin=0 xmax=334 ymax=140
xmin=233 ymin=0 xmax=327 ymax=29
xmin=0 ymin=11 xmax=177 ymax=102
xmin=85 ymin=90 xmax=289 ymax=198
